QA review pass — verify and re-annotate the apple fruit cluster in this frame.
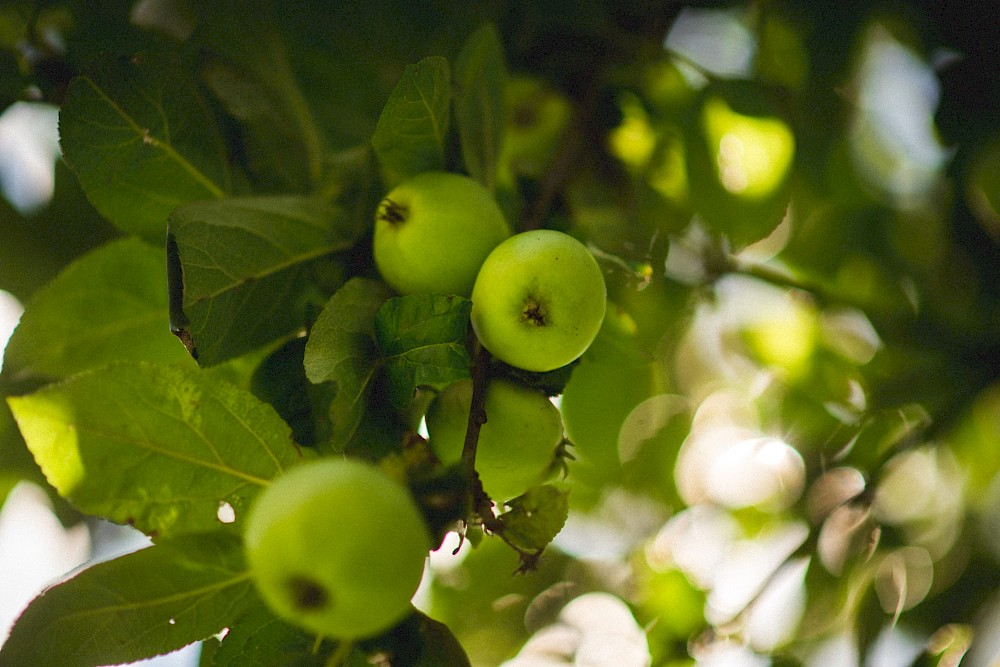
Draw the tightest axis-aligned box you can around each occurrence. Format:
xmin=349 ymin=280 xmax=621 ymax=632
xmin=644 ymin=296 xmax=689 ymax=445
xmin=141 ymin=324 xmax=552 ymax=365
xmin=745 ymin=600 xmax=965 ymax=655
xmin=373 ymin=171 xmax=607 ymax=373
xmin=373 ymin=170 xmax=606 ymax=501
xmin=245 ymin=170 xmax=607 ymax=645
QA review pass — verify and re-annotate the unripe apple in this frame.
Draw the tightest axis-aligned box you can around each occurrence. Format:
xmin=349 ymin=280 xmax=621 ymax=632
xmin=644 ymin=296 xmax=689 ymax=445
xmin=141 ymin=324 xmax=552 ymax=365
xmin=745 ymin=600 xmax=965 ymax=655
xmin=561 ymin=303 xmax=661 ymax=472
xmin=244 ymin=458 xmax=430 ymax=640
xmin=425 ymin=378 xmax=563 ymax=502
xmin=471 ymin=230 xmax=606 ymax=372
xmin=373 ymin=171 xmax=511 ymax=296
xmin=500 ymin=76 xmax=572 ymax=179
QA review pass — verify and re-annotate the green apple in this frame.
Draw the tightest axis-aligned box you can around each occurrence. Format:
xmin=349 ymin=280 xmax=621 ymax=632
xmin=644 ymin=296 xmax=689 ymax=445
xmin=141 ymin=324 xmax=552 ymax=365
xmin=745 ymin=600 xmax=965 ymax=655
xmin=244 ymin=458 xmax=430 ymax=640
xmin=471 ymin=229 xmax=607 ymax=372
xmin=373 ymin=171 xmax=511 ymax=296
xmin=561 ymin=303 xmax=661 ymax=472
xmin=425 ymin=378 xmax=563 ymax=502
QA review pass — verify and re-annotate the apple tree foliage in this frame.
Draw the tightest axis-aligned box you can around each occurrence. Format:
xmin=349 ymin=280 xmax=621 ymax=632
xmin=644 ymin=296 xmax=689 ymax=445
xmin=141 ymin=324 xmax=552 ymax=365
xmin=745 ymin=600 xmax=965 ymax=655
xmin=1 ymin=0 xmax=1000 ymax=665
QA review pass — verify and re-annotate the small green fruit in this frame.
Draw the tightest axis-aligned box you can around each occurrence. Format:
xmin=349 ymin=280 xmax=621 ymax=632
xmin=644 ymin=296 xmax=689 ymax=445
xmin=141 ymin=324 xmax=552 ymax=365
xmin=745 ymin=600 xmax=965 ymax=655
xmin=471 ymin=230 xmax=606 ymax=372
xmin=561 ymin=329 xmax=660 ymax=472
xmin=373 ymin=171 xmax=511 ymax=296
xmin=500 ymin=76 xmax=572 ymax=179
xmin=244 ymin=458 xmax=430 ymax=640
xmin=425 ymin=378 xmax=563 ymax=502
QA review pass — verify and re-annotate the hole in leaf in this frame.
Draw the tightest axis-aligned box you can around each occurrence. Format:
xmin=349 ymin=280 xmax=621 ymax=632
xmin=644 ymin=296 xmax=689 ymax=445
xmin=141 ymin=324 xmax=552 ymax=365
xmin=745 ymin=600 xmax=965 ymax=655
xmin=217 ymin=501 xmax=236 ymax=524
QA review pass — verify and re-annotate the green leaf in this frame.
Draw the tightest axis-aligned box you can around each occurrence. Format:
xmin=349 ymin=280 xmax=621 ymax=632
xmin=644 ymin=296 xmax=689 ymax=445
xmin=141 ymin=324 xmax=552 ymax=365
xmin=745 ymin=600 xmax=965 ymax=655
xmin=6 ymin=362 xmax=304 ymax=539
xmin=251 ymin=337 xmax=333 ymax=447
xmin=454 ymin=24 xmax=507 ymax=191
xmin=167 ymin=195 xmax=355 ymax=366
xmin=374 ymin=294 xmax=472 ymax=408
xmin=357 ymin=609 xmax=473 ymax=667
xmin=841 ymin=404 xmax=932 ymax=472
xmin=193 ymin=0 xmax=324 ymax=191
xmin=371 ymin=56 xmax=452 ymax=187
xmin=3 ymin=238 xmax=194 ymax=384
xmin=0 ymin=532 xmax=254 ymax=667
xmin=499 ymin=485 xmax=570 ymax=553
xmin=304 ymin=278 xmax=392 ymax=449
xmin=208 ymin=596 xmax=331 ymax=667
xmin=0 ymin=397 xmax=47 ymax=507
xmin=58 ymin=51 xmax=231 ymax=242
xmin=684 ymin=82 xmax=794 ymax=249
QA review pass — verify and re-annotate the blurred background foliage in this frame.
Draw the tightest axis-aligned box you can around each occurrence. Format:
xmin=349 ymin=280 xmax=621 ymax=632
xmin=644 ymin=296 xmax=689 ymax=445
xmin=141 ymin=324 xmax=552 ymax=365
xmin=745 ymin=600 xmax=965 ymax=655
xmin=2 ymin=0 xmax=1000 ymax=665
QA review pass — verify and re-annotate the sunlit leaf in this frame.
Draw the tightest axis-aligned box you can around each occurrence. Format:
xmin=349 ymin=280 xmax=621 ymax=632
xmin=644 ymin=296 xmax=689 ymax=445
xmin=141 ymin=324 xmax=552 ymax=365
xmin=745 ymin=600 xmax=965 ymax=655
xmin=168 ymin=195 xmax=355 ymax=366
xmin=59 ymin=51 xmax=231 ymax=242
xmin=685 ymin=82 xmax=793 ymax=248
xmin=0 ymin=532 xmax=254 ymax=667
xmin=371 ymin=56 xmax=451 ymax=187
xmin=454 ymin=24 xmax=507 ymax=191
xmin=374 ymin=293 xmax=472 ymax=408
xmin=0 ymin=397 xmax=47 ymax=507
xmin=499 ymin=485 xmax=569 ymax=553
xmin=6 ymin=362 xmax=304 ymax=538
xmin=4 ymin=238 xmax=194 ymax=383
xmin=304 ymin=278 xmax=392 ymax=449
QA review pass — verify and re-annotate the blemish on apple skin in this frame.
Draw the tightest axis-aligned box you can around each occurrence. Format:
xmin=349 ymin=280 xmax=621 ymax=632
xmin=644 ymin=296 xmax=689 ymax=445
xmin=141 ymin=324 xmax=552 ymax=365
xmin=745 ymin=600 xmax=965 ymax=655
xmin=378 ymin=199 xmax=407 ymax=225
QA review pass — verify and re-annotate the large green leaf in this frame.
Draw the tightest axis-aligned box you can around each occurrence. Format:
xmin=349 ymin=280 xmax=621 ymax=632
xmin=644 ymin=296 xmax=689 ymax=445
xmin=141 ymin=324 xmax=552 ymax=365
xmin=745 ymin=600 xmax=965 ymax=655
xmin=371 ymin=56 xmax=452 ymax=187
xmin=58 ymin=51 xmax=231 ymax=242
xmin=193 ymin=0 xmax=324 ymax=191
xmin=374 ymin=294 xmax=472 ymax=408
xmin=0 ymin=532 xmax=254 ymax=667
xmin=453 ymin=24 xmax=507 ymax=191
xmin=6 ymin=362 xmax=305 ymax=539
xmin=167 ymin=195 xmax=355 ymax=366
xmin=304 ymin=278 xmax=392 ymax=449
xmin=3 ymin=238 xmax=194 ymax=384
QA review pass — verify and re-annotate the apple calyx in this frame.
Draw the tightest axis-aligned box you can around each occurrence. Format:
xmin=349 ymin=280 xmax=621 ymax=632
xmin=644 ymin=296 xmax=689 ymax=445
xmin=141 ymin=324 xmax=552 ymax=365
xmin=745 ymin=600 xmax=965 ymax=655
xmin=521 ymin=297 xmax=548 ymax=327
xmin=377 ymin=199 xmax=407 ymax=225
xmin=288 ymin=576 xmax=329 ymax=611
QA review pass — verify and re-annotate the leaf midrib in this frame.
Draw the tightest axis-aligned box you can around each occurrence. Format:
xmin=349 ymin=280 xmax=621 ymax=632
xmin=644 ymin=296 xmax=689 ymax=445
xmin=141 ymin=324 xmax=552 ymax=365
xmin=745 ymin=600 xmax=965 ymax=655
xmin=81 ymin=75 xmax=226 ymax=199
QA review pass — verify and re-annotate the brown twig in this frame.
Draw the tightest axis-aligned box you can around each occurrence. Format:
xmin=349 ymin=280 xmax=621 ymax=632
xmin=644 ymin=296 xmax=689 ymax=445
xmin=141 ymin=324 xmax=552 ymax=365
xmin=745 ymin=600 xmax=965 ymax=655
xmin=460 ymin=340 xmax=491 ymax=474
xmin=457 ymin=340 xmax=545 ymax=571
